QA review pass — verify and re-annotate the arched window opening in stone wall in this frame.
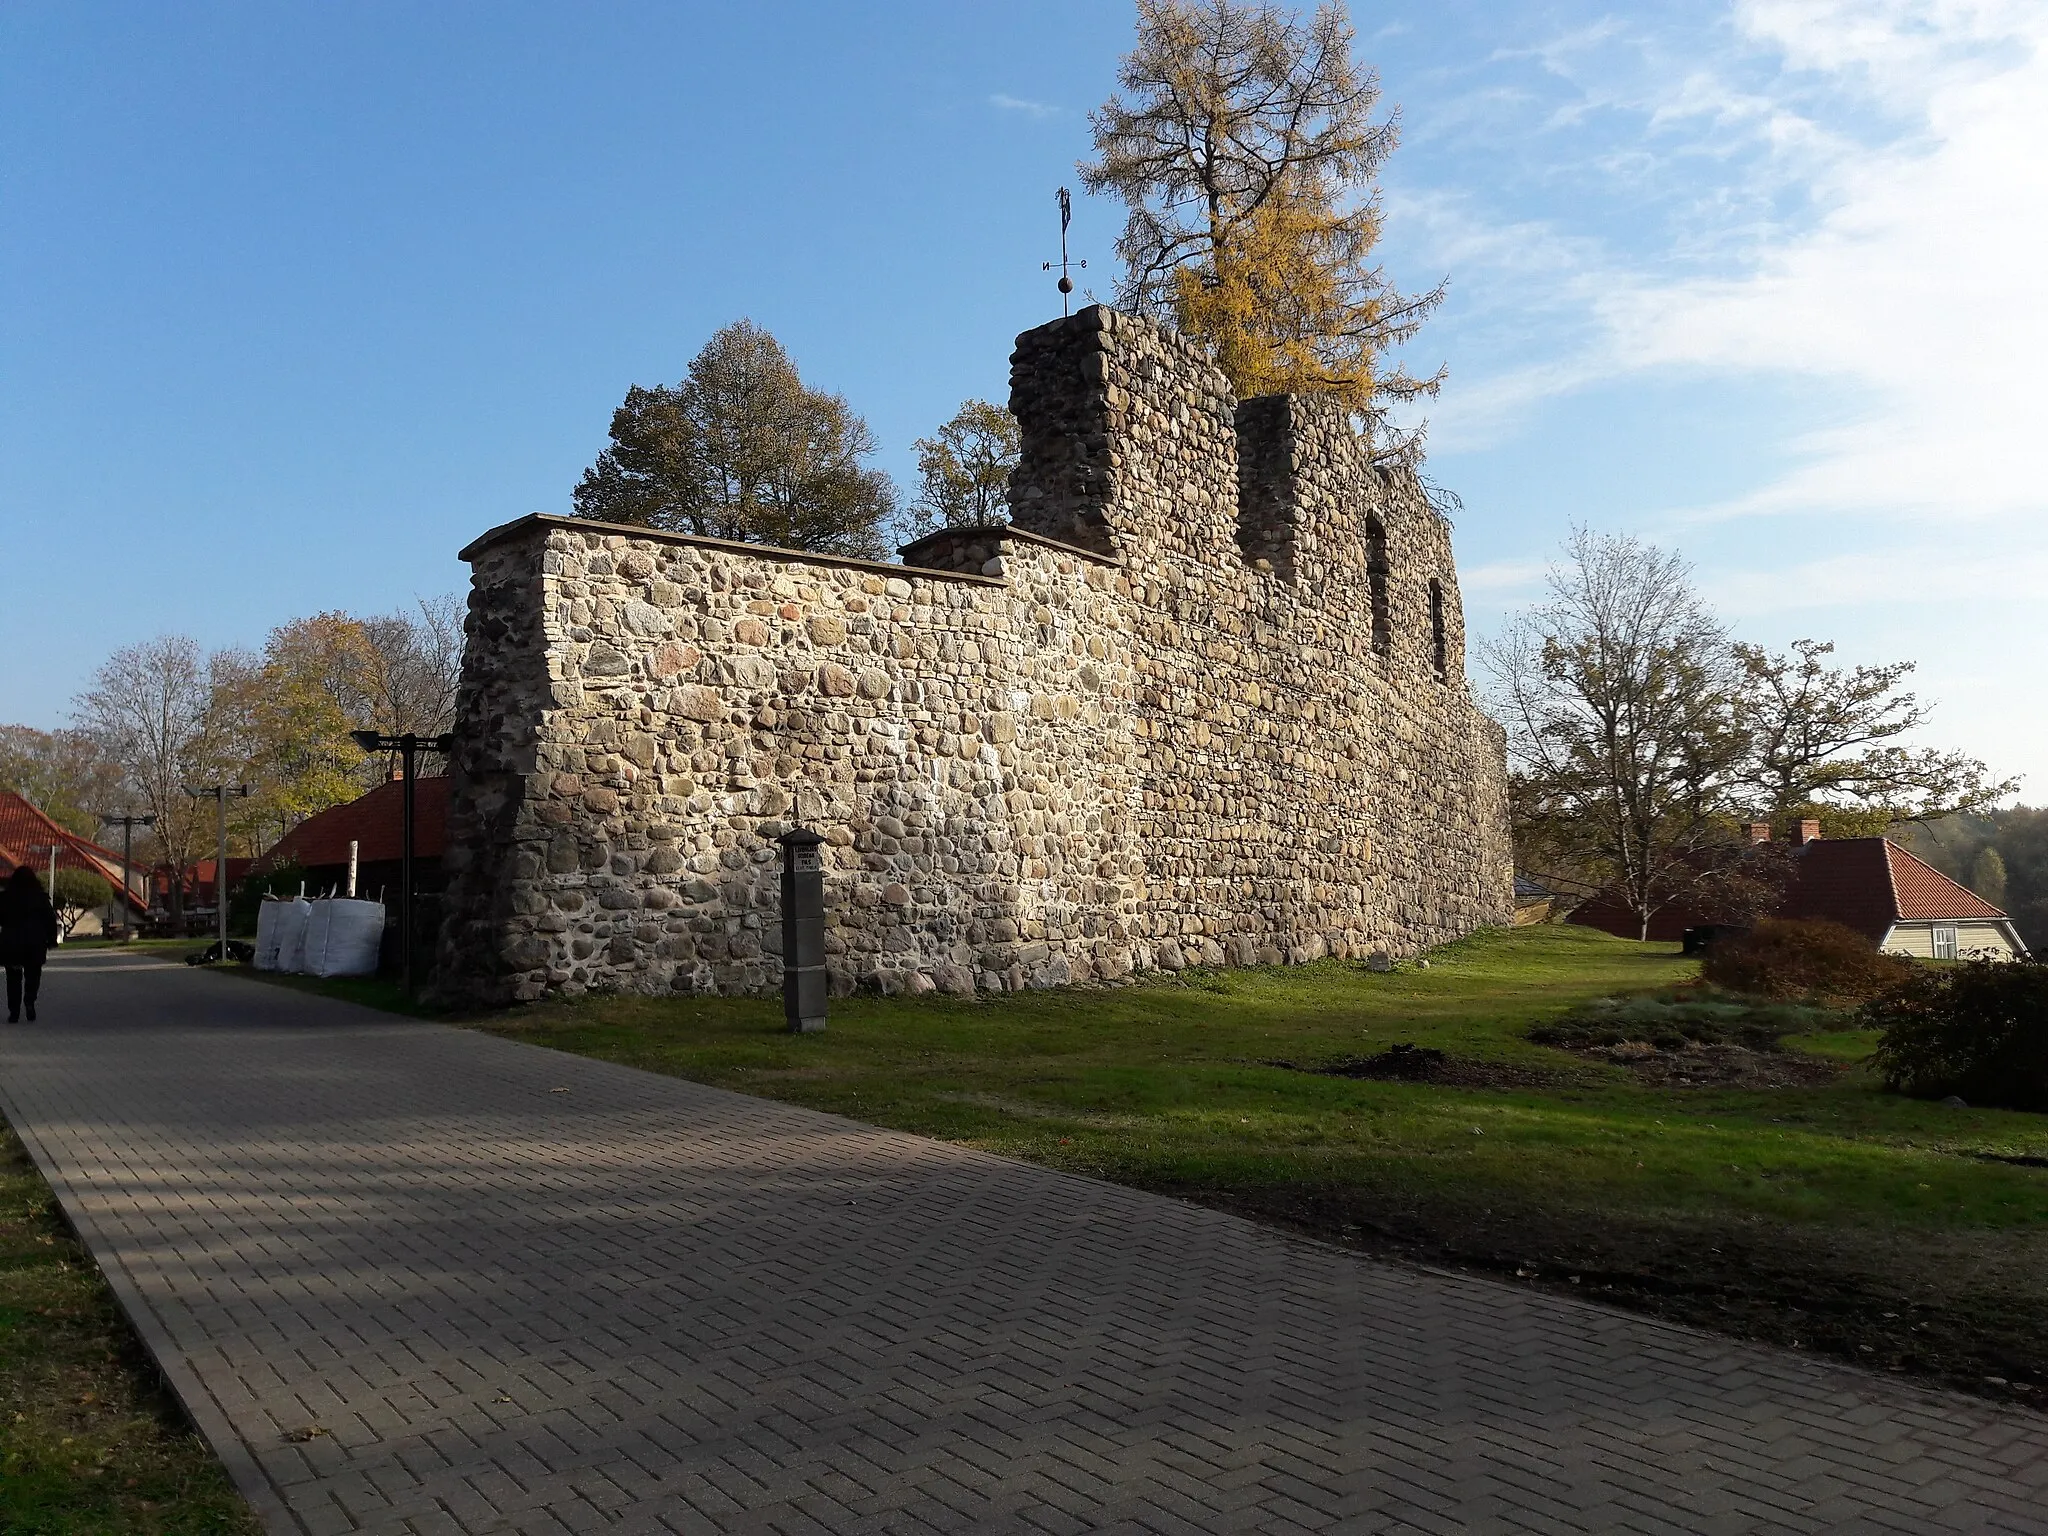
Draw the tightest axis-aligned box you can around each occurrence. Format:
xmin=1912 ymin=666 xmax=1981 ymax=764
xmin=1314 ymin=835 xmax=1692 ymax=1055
xmin=1429 ymin=578 xmax=1448 ymax=681
xmin=1366 ymin=515 xmax=1391 ymax=656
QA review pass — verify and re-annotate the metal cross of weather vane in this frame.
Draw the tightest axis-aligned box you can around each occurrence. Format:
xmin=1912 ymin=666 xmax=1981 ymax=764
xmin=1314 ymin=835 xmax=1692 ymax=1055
xmin=1042 ymin=187 xmax=1087 ymax=316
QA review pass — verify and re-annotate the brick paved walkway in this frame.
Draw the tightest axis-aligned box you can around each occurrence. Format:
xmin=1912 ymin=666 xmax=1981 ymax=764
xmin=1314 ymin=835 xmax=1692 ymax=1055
xmin=4 ymin=954 xmax=2047 ymax=1535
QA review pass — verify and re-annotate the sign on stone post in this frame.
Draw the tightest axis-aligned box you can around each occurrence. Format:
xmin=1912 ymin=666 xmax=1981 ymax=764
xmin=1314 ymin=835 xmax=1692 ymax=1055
xmin=777 ymin=827 xmax=828 ymax=1033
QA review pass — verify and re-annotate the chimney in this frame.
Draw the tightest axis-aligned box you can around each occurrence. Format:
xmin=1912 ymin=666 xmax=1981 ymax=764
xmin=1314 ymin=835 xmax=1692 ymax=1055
xmin=1747 ymin=822 xmax=1771 ymax=844
xmin=1794 ymin=818 xmax=1822 ymax=845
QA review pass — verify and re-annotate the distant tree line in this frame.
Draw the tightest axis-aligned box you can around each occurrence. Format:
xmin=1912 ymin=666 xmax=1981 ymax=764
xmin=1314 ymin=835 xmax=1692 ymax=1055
xmin=0 ymin=601 xmax=462 ymax=921
xmin=1897 ymin=812 xmax=2048 ymax=954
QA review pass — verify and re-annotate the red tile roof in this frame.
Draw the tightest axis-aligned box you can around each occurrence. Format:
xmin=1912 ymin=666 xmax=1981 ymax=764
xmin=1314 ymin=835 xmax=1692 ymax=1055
xmin=1885 ymin=841 xmax=2007 ymax=921
xmin=1570 ymin=834 xmax=2010 ymax=944
xmin=253 ymin=777 xmax=449 ymax=873
xmin=0 ymin=791 xmax=147 ymax=907
xmin=1777 ymin=838 xmax=2004 ymax=941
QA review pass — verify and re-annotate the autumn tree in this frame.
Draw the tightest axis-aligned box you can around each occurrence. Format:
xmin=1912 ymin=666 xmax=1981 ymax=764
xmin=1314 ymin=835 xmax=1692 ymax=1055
xmin=354 ymin=595 xmax=464 ymax=748
xmin=907 ymin=400 xmax=1020 ymax=539
xmin=1081 ymin=0 xmax=1444 ymax=456
xmin=223 ymin=600 xmax=467 ymax=842
xmin=1485 ymin=530 xmax=1748 ymax=940
xmin=1492 ymin=533 xmax=2020 ymax=940
xmin=74 ymin=636 xmax=239 ymax=920
xmin=1727 ymin=639 xmax=2016 ymax=835
xmin=0 ymin=724 xmax=127 ymax=836
xmin=215 ymin=618 xmax=365 ymax=844
xmin=573 ymin=320 xmax=895 ymax=557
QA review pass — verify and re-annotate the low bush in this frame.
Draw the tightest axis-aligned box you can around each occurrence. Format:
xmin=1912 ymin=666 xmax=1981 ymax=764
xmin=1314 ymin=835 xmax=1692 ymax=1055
xmin=1866 ymin=959 xmax=2048 ymax=1111
xmin=1531 ymin=988 xmax=1835 ymax=1053
xmin=1700 ymin=918 xmax=1911 ymax=1005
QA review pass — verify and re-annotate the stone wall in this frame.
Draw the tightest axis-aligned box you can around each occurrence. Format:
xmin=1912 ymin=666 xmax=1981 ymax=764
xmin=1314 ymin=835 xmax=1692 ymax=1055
xmin=436 ymin=307 xmax=1513 ymax=1003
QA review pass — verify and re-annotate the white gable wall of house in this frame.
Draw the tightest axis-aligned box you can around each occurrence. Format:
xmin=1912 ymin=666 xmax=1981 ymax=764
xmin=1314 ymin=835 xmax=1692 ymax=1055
xmin=1881 ymin=919 xmax=2026 ymax=960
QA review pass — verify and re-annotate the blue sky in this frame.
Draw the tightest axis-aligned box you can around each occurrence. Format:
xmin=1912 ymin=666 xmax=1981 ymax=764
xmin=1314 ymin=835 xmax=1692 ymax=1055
xmin=4 ymin=1 xmax=2043 ymax=791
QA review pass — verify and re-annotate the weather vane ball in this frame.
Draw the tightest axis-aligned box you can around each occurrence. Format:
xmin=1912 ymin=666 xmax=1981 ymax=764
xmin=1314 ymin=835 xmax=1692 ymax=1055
xmin=1042 ymin=187 xmax=1087 ymax=315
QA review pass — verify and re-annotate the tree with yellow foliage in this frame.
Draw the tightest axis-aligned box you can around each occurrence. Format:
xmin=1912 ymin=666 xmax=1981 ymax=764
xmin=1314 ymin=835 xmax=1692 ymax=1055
xmin=1081 ymin=0 xmax=1444 ymax=459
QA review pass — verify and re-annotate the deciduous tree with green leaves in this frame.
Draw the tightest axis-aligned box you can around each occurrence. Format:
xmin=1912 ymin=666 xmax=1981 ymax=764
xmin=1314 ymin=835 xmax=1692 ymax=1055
xmin=1486 ymin=530 xmax=1746 ymax=940
xmin=573 ymin=320 xmax=896 ymax=557
xmin=1970 ymin=846 xmax=2009 ymax=909
xmin=50 ymin=867 xmax=113 ymax=940
xmin=907 ymin=400 xmax=1020 ymax=539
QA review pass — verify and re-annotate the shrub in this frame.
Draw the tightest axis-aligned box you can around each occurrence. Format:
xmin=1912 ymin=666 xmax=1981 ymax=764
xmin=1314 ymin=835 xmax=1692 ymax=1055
xmin=50 ymin=868 xmax=114 ymax=939
xmin=1699 ymin=918 xmax=1911 ymax=1005
xmin=1866 ymin=959 xmax=2048 ymax=1111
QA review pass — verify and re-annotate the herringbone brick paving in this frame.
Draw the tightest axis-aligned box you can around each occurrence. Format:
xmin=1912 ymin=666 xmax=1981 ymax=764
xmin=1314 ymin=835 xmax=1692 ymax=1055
xmin=3 ymin=954 xmax=2046 ymax=1534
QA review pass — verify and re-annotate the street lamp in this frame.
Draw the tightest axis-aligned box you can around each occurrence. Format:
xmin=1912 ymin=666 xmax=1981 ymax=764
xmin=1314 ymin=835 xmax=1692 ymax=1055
xmin=100 ymin=813 xmax=155 ymax=941
xmin=350 ymin=730 xmax=454 ymax=994
xmin=182 ymin=784 xmax=251 ymax=960
xmin=41 ymin=845 xmax=63 ymax=944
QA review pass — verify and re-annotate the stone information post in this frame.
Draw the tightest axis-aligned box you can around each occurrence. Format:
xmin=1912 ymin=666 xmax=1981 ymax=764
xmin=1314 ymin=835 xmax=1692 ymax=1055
xmin=778 ymin=826 xmax=828 ymax=1032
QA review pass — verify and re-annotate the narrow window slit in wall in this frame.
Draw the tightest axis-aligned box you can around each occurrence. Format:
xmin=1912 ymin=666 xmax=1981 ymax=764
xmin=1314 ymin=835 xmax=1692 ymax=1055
xmin=1429 ymin=579 xmax=1448 ymax=681
xmin=1366 ymin=515 xmax=1391 ymax=656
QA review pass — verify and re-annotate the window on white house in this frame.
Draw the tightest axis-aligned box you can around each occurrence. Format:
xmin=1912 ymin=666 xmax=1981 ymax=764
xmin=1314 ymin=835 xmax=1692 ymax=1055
xmin=1932 ymin=925 xmax=1959 ymax=959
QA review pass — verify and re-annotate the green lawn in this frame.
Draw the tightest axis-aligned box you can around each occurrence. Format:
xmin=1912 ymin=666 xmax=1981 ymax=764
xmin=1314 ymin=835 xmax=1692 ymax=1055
xmin=0 ymin=1127 xmax=257 ymax=1536
xmin=471 ymin=925 xmax=2048 ymax=1400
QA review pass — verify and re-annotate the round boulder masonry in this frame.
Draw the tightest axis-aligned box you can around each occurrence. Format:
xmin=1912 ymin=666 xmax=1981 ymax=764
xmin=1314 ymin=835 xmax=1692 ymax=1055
xmin=436 ymin=306 xmax=1514 ymax=1004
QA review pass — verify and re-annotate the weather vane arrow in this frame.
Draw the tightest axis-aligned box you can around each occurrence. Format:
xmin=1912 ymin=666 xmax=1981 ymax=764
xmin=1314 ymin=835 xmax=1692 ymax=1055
xmin=1042 ymin=187 xmax=1087 ymax=316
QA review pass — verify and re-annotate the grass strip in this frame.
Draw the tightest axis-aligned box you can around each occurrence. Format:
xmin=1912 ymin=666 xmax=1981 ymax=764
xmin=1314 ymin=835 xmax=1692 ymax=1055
xmin=0 ymin=1122 xmax=257 ymax=1535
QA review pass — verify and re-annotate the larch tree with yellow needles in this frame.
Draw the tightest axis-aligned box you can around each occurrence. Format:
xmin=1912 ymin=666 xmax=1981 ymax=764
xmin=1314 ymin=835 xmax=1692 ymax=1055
xmin=1081 ymin=0 xmax=1445 ymax=464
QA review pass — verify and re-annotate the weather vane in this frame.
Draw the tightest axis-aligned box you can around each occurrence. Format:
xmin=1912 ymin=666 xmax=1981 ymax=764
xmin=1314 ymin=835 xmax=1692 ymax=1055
xmin=1042 ymin=187 xmax=1087 ymax=316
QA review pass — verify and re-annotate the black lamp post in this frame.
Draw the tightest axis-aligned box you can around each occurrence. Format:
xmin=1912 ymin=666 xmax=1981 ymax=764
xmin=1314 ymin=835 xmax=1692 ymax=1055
xmin=100 ymin=812 xmax=154 ymax=940
xmin=350 ymin=730 xmax=454 ymax=994
xmin=181 ymin=784 xmax=250 ymax=958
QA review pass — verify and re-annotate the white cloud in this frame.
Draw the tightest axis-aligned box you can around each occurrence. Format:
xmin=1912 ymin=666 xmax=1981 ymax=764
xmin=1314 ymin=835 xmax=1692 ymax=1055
xmin=1602 ymin=2 xmax=2048 ymax=526
xmin=989 ymin=93 xmax=1059 ymax=119
xmin=1427 ymin=0 xmax=2048 ymax=784
xmin=1427 ymin=1 xmax=2048 ymax=527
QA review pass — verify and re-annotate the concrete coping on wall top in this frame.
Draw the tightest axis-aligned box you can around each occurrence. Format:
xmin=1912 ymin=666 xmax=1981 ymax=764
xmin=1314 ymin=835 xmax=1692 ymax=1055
xmin=458 ymin=513 xmax=1117 ymax=583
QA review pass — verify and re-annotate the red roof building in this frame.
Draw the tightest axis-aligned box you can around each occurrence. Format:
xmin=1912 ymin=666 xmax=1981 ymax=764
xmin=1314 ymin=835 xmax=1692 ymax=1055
xmin=250 ymin=776 xmax=449 ymax=898
xmin=155 ymin=858 xmax=258 ymax=911
xmin=1780 ymin=838 xmax=2023 ymax=958
xmin=1571 ymin=829 xmax=2027 ymax=958
xmin=0 ymin=790 xmax=149 ymax=912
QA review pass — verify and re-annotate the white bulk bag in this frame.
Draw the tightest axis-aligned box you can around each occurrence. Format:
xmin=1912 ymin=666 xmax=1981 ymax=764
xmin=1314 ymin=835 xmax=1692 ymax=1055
xmin=253 ymin=898 xmax=287 ymax=970
xmin=267 ymin=898 xmax=312 ymax=974
xmin=302 ymin=898 xmax=386 ymax=978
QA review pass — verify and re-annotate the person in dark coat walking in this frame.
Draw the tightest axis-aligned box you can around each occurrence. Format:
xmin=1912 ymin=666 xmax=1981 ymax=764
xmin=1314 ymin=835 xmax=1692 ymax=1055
xmin=1 ymin=866 xmax=60 ymax=1022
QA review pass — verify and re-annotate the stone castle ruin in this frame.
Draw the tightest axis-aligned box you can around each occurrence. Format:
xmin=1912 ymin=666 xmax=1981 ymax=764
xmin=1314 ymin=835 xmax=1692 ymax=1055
xmin=436 ymin=307 xmax=1513 ymax=1003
